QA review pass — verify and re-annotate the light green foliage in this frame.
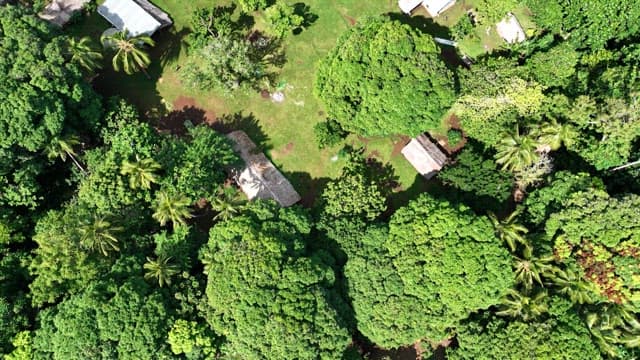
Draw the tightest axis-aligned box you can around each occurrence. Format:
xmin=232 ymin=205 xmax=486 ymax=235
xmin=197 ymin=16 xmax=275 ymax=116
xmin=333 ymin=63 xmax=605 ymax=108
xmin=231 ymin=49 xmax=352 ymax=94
xmin=101 ymin=30 xmax=155 ymax=75
xmin=29 ymin=204 xmax=110 ymax=306
xmin=152 ymin=191 xmax=192 ymax=227
xmin=438 ymin=143 xmax=513 ymax=204
xmin=319 ymin=173 xmax=386 ymax=221
xmin=32 ymin=279 xmax=174 ymax=360
xmin=545 ymin=189 xmax=640 ymax=308
xmin=202 ymin=201 xmax=351 ymax=359
xmin=494 ymin=130 xmax=540 ymax=172
xmin=265 ymin=1 xmax=304 ymax=38
xmin=527 ymin=43 xmax=579 ymax=88
xmin=525 ymin=171 xmax=605 ymax=225
xmin=162 ymin=125 xmax=238 ymax=202
xmin=455 ymin=77 xmax=545 ymax=146
xmin=78 ymin=119 xmax=162 ymax=214
xmin=526 ymin=0 xmax=640 ymax=49
xmin=565 ymin=95 xmax=640 ymax=170
xmin=168 ymin=319 xmax=217 ymax=359
xmin=181 ymin=34 xmax=268 ymax=91
xmin=451 ymin=15 xmax=474 ymax=41
xmin=315 ymin=16 xmax=455 ymax=136
xmin=345 ymin=194 xmax=513 ymax=347
xmin=66 ymin=36 xmax=103 ymax=72
xmin=236 ymin=0 xmax=267 ymax=12
xmin=4 ymin=331 xmax=34 ymax=360
xmin=449 ymin=310 xmax=601 ymax=359
xmin=475 ymin=0 xmax=518 ymax=23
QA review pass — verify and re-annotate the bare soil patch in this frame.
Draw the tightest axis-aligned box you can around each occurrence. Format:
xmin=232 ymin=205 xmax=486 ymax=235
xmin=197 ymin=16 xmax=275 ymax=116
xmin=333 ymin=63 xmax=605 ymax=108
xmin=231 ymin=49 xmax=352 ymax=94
xmin=155 ymin=96 xmax=217 ymax=136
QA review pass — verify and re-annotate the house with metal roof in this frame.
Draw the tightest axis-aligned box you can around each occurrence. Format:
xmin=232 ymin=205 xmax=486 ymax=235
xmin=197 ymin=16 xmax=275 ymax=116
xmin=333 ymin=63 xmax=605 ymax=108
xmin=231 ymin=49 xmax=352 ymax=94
xmin=98 ymin=0 xmax=172 ymax=36
xmin=401 ymin=133 xmax=449 ymax=179
xmin=399 ymin=0 xmax=456 ymax=17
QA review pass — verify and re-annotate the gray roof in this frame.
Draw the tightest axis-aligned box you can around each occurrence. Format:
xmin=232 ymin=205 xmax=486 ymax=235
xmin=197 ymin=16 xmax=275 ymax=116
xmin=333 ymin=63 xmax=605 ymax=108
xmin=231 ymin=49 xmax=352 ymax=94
xmin=226 ymin=131 xmax=301 ymax=207
xmin=401 ymin=134 xmax=448 ymax=179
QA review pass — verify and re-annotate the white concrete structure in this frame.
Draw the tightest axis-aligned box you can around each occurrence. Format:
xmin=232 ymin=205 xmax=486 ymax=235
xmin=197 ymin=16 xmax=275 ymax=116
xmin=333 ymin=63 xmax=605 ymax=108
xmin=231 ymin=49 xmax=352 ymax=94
xmin=399 ymin=0 xmax=456 ymax=17
xmin=98 ymin=0 xmax=172 ymax=36
xmin=401 ymin=134 xmax=448 ymax=179
xmin=496 ymin=13 xmax=526 ymax=43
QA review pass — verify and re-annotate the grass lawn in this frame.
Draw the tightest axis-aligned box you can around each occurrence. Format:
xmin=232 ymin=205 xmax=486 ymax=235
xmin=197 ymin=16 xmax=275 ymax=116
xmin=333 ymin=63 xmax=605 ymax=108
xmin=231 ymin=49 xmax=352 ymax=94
xmin=67 ymin=0 xmax=526 ymax=206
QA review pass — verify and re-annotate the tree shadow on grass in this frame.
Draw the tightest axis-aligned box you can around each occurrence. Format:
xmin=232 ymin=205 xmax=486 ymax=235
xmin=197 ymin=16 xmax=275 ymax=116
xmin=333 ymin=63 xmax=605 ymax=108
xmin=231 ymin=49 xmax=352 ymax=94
xmin=280 ymin=171 xmax=330 ymax=208
xmin=154 ymin=106 xmax=209 ymax=136
xmin=292 ymin=2 xmax=319 ymax=35
xmin=156 ymin=27 xmax=190 ymax=68
xmin=213 ymin=112 xmax=272 ymax=152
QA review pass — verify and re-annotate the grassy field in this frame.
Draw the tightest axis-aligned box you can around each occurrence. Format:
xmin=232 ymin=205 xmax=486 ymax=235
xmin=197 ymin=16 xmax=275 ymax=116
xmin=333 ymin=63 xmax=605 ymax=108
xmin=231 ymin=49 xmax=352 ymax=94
xmin=68 ymin=0 xmax=528 ymax=206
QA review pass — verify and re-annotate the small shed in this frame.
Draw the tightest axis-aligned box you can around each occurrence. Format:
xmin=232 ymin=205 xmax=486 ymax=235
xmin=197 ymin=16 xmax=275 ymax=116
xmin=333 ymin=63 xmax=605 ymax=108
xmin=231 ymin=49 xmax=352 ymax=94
xmin=98 ymin=0 xmax=172 ymax=36
xmin=398 ymin=0 xmax=423 ymax=14
xmin=38 ymin=0 xmax=89 ymax=26
xmin=226 ymin=131 xmax=301 ymax=207
xmin=401 ymin=133 xmax=448 ymax=179
xmin=496 ymin=13 xmax=526 ymax=43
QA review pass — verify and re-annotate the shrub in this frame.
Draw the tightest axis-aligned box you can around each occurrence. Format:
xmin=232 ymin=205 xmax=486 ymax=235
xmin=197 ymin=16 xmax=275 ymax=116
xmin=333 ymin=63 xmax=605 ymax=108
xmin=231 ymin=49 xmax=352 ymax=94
xmin=236 ymin=0 xmax=268 ymax=12
xmin=265 ymin=1 xmax=304 ymax=38
xmin=313 ymin=119 xmax=347 ymax=149
xmin=447 ymin=128 xmax=464 ymax=146
xmin=451 ymin=15 xmax=475 ymax=41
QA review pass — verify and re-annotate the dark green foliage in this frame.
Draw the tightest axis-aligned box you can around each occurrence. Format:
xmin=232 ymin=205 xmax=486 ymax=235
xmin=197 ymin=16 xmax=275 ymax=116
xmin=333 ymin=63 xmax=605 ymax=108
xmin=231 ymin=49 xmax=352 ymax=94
xmin=202 ymin=201 xmax=351 ymax=359
xmin=345 ymin=194 xmax=513 ymax=347
xmin=32 ymin=278 xmax=174 ymax=360
xmin=449 ymin=309 xmax=601 ymax=359
xmin=0 ymin=6 xmax=102 ymax=152
xmin=313 ymin=119 xmax=347 ymax=149
xmin=474 ymin=0 xmax=518 ymax=23
xmin=446 ymin=128 xmax=463 ymax=147
xmin=438 ymin=143 xmax=513 ymax=204
xmin=451 ymin=15 xmax=474 ymax=41
xmin=315 ymin=16 xmax=456 ymax=136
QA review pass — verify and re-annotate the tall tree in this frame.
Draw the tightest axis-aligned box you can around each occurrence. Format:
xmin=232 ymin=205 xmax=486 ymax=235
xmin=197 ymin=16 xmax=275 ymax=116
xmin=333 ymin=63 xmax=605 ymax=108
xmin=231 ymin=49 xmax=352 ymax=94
xmin=345 ymin=194 xmax=513 ymax=347
xmin=315 ymin=16 xmax=455 ymax=136
xmin=78 ymin=217 xmax=122 ymax=256
xmin=201 ymin=201 xmax=351 ymax=359
xmin=143 ymin=255 xmax=179 ymax=287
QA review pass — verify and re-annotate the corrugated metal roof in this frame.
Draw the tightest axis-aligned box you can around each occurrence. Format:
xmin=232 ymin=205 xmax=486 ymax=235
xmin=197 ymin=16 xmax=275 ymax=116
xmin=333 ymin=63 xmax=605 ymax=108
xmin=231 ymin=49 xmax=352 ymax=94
xmin=98 ymin=0 xmax=164 ymax=36
xmin=401 ymin=134 xmax=448 ymax=179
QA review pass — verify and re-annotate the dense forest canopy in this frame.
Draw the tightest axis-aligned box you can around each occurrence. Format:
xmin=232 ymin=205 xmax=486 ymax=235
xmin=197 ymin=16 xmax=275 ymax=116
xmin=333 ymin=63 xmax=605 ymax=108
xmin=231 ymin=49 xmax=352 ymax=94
xmin=1 ymin=0 xmax=640 ymax=359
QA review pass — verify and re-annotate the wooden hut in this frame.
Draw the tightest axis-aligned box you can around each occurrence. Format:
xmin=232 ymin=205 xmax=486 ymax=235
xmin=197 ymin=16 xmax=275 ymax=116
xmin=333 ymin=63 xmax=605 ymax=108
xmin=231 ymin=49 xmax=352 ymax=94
xmin=226 ymin=131 xmax=301 ymax=207
xmin=401 ymin=133 xmax=448 ymax=179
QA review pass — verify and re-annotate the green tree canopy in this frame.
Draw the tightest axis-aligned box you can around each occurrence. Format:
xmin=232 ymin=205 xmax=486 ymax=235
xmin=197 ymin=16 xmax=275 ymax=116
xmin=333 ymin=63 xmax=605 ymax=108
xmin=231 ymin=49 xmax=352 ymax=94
xmin=315 ymin=16 xmax=456 ymax=136
xmin=201 ymin=201 xmax=351 ymax=359
xmin=545 ymin=189 xmax=640 ymax=308
xmin=448 ymin=305 xmax=601 ymax=359
xmin=345 ymin=194 xmax=513 ymax=347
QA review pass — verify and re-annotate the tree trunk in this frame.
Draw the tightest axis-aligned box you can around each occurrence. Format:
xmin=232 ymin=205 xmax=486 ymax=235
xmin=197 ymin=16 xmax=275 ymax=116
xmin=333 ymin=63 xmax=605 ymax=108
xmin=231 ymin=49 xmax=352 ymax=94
xmin=611 ymin=159 xmax=640 ymax=172
xmin=68 ymin=152 xmax=87 ymax=176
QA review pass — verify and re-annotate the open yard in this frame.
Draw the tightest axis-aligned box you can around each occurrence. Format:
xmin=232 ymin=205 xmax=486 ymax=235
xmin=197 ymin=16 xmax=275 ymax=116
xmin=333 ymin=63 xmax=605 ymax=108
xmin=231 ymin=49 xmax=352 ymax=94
xmin=69 ymin=0 xmax=521 ymax=206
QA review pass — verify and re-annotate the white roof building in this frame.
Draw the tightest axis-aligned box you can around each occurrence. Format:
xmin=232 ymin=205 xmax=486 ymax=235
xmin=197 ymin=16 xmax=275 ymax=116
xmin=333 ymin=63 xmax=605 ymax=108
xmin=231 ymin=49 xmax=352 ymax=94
xmin=496 ymin=13 xmax=526 ymax=43
xmin=401 ymin=134 xmax=448 ymax=179
xmin=398 ymin=0 xmax=456 ymax=17
xmin=98 ymin=0 xmax=172 ymax=36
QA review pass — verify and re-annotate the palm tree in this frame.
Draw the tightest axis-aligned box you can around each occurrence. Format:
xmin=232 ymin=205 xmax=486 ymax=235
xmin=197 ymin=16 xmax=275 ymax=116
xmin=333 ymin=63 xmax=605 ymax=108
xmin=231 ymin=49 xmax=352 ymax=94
xmin=548 ymin=266 xmax=599 ymax=305
xmin=66 ymin=36 xmax=103 ymax=71
xmin=120 ymin=156 xmax=161 ymax=190
xmin=495 ymin=128 xmax=540 ymax=172
xmin=101 ymin=29 xmax=155 ymax=75
xmin=211 ymin=187 xmax=244 ymax=222
xmin=152 ymin=191 xmax=192 ymax=227
xmin=513 ymin=254 xmax=556 ymax=290
xmin=144 ymin=255 xmax=179 ymax=287
xmin=488 ymin=210 xmax=531 ymax=255
xmin=44 ymin=135 xmax=86 ymax=174
xmin=533 ymin=119 xmax=577 ymax=152
xmin=585 ymin=304 xmax=640 ymax=357
xmin=78 ymin=217 xmax=122 ymax=256
xmin=496 ymin=289 xmax=548 ymax=322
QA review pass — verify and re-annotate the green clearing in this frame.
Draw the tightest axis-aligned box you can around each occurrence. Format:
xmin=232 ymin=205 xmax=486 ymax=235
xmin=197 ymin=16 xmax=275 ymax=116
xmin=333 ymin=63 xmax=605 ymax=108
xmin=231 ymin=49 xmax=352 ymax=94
xmin=69 ymin=0 xmax=530 ymax=205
